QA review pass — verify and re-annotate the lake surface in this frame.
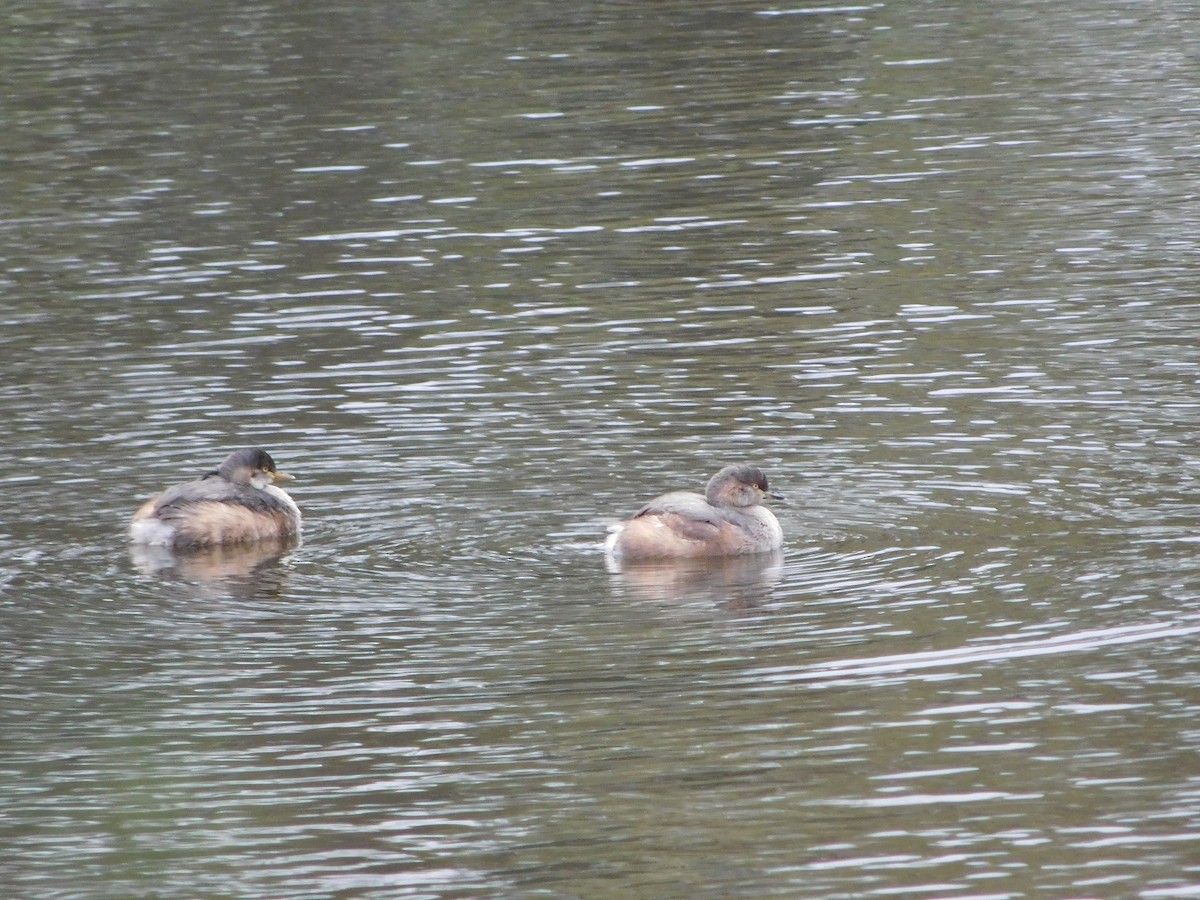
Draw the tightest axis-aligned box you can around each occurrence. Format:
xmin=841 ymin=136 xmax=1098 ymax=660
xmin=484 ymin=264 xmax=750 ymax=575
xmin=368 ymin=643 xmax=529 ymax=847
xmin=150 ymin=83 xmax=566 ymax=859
xmin=4 ymin=0 xmax=1200 ymax=896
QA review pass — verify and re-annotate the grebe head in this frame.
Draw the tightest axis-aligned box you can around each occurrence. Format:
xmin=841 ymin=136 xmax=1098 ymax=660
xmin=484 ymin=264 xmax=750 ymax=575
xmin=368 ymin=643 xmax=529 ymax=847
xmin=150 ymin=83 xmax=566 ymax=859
xmin=216 ymin=448 xmax=294 ymax=489
xmin=705 ymin=464 xmax=782 ymax=508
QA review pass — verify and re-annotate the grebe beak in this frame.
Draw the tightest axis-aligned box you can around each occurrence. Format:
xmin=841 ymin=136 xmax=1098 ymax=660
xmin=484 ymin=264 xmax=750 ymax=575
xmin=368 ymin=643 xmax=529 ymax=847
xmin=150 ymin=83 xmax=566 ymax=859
xmin=270 ymin=470 xmax=295 ymax=482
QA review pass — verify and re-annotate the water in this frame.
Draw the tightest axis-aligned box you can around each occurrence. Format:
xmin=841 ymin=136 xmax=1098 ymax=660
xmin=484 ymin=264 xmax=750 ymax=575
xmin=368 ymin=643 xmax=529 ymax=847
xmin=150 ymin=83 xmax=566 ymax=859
xmin=3 ymin=0 xmax=1200 ymax=896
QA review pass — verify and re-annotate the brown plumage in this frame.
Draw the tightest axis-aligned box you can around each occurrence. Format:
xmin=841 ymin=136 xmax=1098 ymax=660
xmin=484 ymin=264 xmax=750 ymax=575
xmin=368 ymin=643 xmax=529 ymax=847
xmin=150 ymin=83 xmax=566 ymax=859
xmin=129 ymin=448 xmax=302 ymax=549
xmin=606 ymin=464 xmax=783 ymax=562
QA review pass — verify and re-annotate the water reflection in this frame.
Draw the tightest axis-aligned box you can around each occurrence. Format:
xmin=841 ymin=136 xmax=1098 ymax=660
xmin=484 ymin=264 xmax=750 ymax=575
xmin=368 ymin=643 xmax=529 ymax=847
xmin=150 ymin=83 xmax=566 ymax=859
xmin=607 ymin=549 xmax=783 ymax=613
xmin=129 ymin=538 xmax=296 ymax=599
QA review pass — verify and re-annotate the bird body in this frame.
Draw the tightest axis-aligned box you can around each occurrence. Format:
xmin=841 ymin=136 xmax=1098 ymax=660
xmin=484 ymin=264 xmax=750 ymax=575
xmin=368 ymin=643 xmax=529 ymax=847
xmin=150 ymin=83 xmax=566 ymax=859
xmin=607 ymin=464 xmax=782 ymax=561
xmin=130 ymin=449 xmax=301 ymax=549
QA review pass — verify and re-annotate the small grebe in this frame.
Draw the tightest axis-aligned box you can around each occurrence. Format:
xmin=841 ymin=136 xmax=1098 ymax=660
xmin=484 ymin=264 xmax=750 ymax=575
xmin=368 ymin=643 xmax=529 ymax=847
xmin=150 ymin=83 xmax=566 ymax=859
xmin=129 ymin=448 xmax=302 ymax=549
xmin=606 ymin=464 xmax=782 ymax=561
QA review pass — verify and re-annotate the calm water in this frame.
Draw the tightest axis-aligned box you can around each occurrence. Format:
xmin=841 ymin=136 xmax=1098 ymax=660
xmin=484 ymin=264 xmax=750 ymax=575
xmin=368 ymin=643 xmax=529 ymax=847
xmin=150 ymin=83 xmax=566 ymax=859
xmin=4 ymin=0 xmax=1200 ymax=896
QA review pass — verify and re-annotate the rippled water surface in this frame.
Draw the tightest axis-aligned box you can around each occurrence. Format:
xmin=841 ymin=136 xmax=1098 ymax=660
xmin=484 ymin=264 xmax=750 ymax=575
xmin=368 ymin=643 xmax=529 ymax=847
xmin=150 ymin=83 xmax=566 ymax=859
xmin=4 ymin=0 xmax=1200 ymax=896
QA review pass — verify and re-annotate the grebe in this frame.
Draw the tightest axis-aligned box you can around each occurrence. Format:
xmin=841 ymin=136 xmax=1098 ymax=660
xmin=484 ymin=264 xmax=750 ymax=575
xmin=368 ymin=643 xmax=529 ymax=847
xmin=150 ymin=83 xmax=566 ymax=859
xmin=130 ymin=448 xmax=301 ymax=549
xmin=606 ymin=464 xmax=782 ymax=561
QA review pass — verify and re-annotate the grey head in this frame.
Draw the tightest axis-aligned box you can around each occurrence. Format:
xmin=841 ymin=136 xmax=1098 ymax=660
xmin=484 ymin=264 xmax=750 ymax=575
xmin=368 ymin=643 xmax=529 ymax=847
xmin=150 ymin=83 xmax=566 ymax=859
xmin=704 ymin=464 xmax=782 ymax=509
xmin=213 ymin=448 xmax=293 ymax=487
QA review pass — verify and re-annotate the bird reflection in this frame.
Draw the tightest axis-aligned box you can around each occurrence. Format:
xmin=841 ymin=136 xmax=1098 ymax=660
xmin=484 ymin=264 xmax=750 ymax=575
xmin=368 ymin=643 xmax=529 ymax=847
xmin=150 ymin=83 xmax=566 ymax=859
xmin=129 ymin=537 xmax=297 ymax=600
xmin=607 ymin=549 xmax=784 ymax=613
